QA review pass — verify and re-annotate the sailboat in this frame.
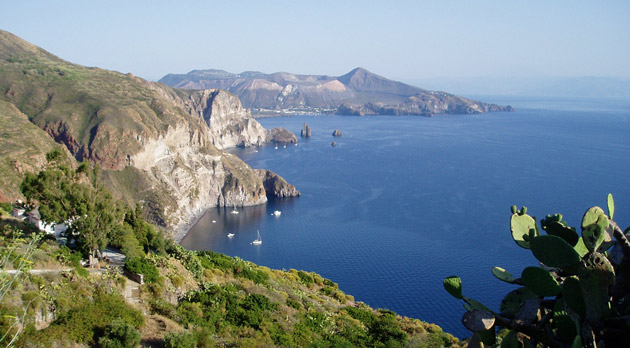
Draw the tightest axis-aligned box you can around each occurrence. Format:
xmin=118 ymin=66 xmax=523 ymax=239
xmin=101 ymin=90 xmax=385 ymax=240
xmin=251 ymin=230 xmax=262 ymax=245
xmin=230 ymin=204 xmax=239 ymax=214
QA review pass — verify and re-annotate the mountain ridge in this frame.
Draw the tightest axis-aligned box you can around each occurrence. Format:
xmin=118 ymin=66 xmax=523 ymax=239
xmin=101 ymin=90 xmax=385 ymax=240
xmin=160 ymin=67 xmax=514 ymax=116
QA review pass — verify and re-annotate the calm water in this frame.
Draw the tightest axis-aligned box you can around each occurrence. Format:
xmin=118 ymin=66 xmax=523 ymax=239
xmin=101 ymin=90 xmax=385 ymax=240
xmin=181 ymin=97 xmax=630 ymax=337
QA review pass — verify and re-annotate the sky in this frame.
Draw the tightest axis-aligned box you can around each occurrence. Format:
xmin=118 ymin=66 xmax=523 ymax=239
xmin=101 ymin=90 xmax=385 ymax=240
xmin=1 ymin=0 xmax=629 ymax=84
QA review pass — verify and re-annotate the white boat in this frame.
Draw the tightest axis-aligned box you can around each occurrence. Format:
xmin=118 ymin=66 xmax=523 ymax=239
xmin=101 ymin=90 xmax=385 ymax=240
xmin=283 ymin=145 xmax=286 ymax=148
xmin=272 ymin=210 xmax=282 ymax=216
xmin=274 ymin=146 xmax=278 ymax=149
xmin=212 ymin=220 xmax=217 ymax=223
xmin=227 ymin=233 xmax=235 ymax=238
xmin=230 ymin=204 xmax=239 ymax=214
xmin=251 ymin=230 xmax=262 ymax=245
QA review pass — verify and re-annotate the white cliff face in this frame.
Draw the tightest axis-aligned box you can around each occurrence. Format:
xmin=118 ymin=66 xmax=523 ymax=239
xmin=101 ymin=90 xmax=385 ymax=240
xmin=128 ymin=110 xmax=266 ymax=236
xmin=184 ymin=89 xmax=268 ymax=149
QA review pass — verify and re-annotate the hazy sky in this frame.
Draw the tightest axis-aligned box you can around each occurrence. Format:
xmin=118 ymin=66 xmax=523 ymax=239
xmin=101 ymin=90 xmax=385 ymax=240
xmin=2 ymin=0 xmax=629 ymax=81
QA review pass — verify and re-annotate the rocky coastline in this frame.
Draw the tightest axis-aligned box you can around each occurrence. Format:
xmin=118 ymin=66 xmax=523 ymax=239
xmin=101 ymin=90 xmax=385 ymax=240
xmin=0 ymin=30 xmax=300 ymax=240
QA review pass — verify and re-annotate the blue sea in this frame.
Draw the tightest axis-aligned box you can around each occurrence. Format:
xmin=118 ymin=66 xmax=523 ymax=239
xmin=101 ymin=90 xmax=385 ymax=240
xmin=181 ymin=96 xmax=630 ymax=338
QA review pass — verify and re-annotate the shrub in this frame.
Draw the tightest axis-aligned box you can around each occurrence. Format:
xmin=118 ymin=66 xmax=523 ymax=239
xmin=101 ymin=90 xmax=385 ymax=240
xmin=163 ymin=331 xmax=197 ymax=348
xmin=124 ymin=256 xmax=158 ymax=283
xmin=323 ymin=278 xmax=338 ymax=289
xmin=368 ymin=311 xmax=407 ymax=347
xmin=149 ymin=298 xmax=175 ymax=317
xmin=236 ymin=267 xmax=269 ymax=285
xmin=298 ymin=270 xmax=314 ymax=285
xmin=32 ymin=292 xmax=143 ymax=345
xmin=345 ymin=305 xmax=377 ymax=327
xmin=286 ymin=298 xmax=302 ymax=310
xmin=175 ymin=302 xmax=205 ymax=328
xmin=0 ymin=202 xmax=12 ymax=214
xmin=169 ymin=274 xmax=184 ymax=288
xmin=97 ymin=319 xmax=141 ymax=348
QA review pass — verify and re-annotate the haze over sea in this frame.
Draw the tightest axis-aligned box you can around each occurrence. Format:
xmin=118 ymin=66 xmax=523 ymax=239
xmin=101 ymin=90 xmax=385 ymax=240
xmin=182 ymin=96 xmax=630 ymax=337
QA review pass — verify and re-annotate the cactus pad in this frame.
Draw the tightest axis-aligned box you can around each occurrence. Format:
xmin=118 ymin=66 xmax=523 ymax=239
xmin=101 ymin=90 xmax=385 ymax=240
xmin=578 ymin=252 xmax=615 ymax=323
xmin=607 ymin=193 xmax=615 ymax=219
xmin=491 ymin=266 xmax=518 ymax=284
xmin=553 ymin=300 xmax=578 ymax=344
xmin=582 ymin=223 xmax=606 ymax=252
xmin=530 ymin=234 xmax=581 ymax=269
xmin=541 ymin=215 xmax=579 ymax=246
xmin=511 ymin=211 xmax=537 ymax=249
xmin=500 ymin=287 xmax=538 ymax=318
xmin=581 ymin=206 xmax=609 ymax=231
xmin=443 ymin=276 xmax=463 ymax=299
xmin=521 ymin=266 xmax=561 ymax=297
xmin=462 ymin=310 xmax=495 ymax=332
xmin=573 ymin=237 xmax=589 ymax=258
xmin=562 ymin=276 xmax=586 ymax=317
xmin=463 ymin=297 xmax=492 ymax=312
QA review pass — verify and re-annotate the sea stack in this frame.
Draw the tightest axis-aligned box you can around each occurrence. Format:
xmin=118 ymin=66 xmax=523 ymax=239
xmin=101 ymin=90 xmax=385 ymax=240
xmin=301 ymin=123 xmax=312 ymax=137
xmin=332 ymin=129 xmax=342 ymax=137
xmin=253 ymin=169 xmax=301 ymax=198
xmin=267 ymin=128 xmax=298 ymax=143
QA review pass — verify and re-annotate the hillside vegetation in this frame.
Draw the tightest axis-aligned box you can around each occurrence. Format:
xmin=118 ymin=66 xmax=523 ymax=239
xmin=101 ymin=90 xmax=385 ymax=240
xmin=0 ymin=223 xmax=460 ymax=348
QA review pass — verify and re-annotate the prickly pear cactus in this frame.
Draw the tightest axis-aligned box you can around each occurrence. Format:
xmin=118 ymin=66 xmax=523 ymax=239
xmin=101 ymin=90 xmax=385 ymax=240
xmin=510 ymin=206 xmax=537 ymax=249
xmin=444 ymin=194 xmax=630 ymax=348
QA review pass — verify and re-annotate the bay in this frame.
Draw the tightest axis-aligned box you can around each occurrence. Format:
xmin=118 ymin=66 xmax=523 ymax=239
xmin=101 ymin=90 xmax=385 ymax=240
xmin=181 ymin=97 xmax=630 ymax=337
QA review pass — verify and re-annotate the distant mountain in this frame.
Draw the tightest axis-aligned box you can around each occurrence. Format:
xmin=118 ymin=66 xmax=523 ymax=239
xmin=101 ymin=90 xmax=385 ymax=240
xmin=160 ymin=67 xmax=514 ymax=116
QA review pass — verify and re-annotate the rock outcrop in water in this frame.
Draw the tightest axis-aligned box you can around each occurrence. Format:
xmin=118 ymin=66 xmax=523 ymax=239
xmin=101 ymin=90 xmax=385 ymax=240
xmin=254 ymin=169 xmax=301 ymax=198
xmin=160 ymin=67 xmax=514 ymax=116
xmin=301 ymin=123 xmax=312 ymax=137
xmin=267 ymin=128 xmax=298 ymax=143
xmin=332 ymin=129 xmax=343 ymax=137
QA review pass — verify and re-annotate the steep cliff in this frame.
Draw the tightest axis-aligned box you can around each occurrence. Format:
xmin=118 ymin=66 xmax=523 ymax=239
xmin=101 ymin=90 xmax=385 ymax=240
xmin=0 ymin=30 xmax=291 ymax=234
xmin=180 ymin=89 xmax=269 ymax=148
xmin=254 ymin=169 xmax=301 ymax=198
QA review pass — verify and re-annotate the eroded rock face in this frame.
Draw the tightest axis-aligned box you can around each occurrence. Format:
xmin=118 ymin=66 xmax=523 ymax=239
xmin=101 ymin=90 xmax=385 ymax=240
xmin=129 ymin=123 xmax=267 ymax=232
xmin=254 ymin=169 xmax=301 ymax=198
xmin=267 ymin=128 xmax=298 ymax=143
xmin=184 ymin=89 xmax=268 ymax=149
xmin=301 ymin=123 xmax=312 ymax=137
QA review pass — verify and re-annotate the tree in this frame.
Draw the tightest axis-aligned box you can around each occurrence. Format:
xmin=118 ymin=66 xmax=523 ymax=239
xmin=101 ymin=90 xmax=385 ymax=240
xmin=97 ymin=319 xmax=141 ymax=348
xmin=21 ymin=156 xmax=121 ymax=267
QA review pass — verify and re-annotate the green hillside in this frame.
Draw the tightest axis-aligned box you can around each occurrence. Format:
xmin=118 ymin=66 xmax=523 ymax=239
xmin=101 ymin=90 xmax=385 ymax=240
xmin=0 ymin=218 xmax=460 ymax=348
xmin=0 ymin=29 xmax=196 ymax=169
xmin=0 ymin=29 xmax=264 ymax=227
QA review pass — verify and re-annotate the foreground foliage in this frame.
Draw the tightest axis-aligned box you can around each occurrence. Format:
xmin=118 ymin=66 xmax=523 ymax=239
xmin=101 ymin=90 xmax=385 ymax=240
xmin=445 ymin=194 xmax=630 ymax=347
xmin=0 ymin=227 xmax=460 ymax=347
